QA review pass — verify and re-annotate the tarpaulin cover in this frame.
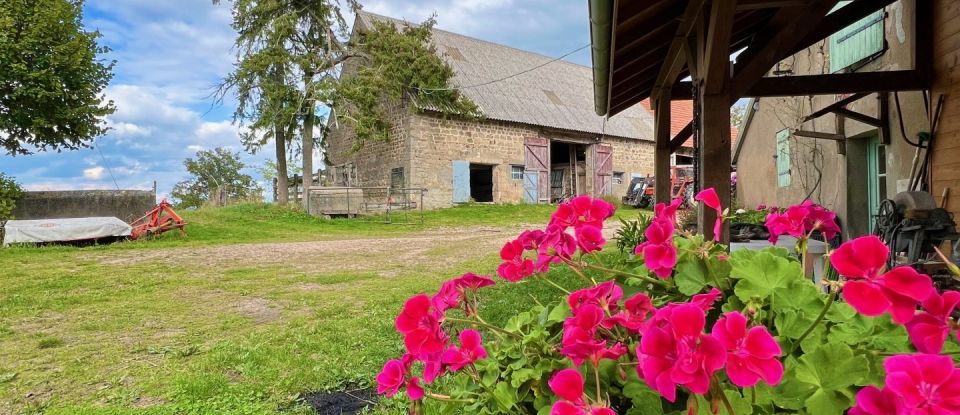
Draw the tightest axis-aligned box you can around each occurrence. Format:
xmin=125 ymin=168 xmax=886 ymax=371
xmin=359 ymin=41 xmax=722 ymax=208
xmin=3 ymin=217 xmax=132 ymax=245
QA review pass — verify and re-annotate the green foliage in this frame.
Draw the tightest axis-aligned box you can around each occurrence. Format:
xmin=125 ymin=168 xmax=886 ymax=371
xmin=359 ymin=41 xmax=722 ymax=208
xmin=614 ymin=213 xmax=652 ymax=254
xmin=731 ymin=206 xmax=768 ymax=225
xmin=335 ymin=18 xmax=481 ymax=150
xmin=0 ymin=173 xmax=24 ymax=221
xmin=0 ymin=0 xmax=115 ymax=155
xmin=170 ymin=148 xmax=263 ymax=209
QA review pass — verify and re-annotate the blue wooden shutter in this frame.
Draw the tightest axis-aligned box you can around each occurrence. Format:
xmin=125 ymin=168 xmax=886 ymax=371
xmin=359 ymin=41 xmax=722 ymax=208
xmin=452 ymin=160 xmax=470 ymax=203
xmin=776 ymin=129 xmax=792 ymax=188
xmin=829 ymin=1 xmax=885 ymax=73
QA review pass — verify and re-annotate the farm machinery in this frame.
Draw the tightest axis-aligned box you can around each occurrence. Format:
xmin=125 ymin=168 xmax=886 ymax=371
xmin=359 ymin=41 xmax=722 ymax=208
xmin=130 ymin=199 xmax=186 ymax=240
xmin=623 ymin=166 xmax=696 ymax=208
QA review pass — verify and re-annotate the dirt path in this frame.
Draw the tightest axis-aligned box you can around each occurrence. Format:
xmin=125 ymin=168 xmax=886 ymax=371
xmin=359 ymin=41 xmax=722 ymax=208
xmin=93 ymin=222 xmax=623 ymax=274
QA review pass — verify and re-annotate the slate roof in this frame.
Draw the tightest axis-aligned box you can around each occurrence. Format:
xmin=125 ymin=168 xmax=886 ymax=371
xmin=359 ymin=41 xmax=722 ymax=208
xmin=356 ymin=11 xmax=655 ymax=142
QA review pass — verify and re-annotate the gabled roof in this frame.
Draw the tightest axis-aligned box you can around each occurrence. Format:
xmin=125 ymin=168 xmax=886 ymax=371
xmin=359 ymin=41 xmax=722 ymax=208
xmin=638 ymin=99 xmax=739 ymax=149
xmin=356 ymin=11 xmax=655 ymax=141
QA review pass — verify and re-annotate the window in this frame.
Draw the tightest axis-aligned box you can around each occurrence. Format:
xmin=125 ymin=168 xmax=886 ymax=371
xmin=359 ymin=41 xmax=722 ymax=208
xmin=511 ymin=165 xmax=525 ymax=180
xmin=612 ymin=172 xmax=624 ymax=185
xmin=391 ymin=167 xmax=404 ymax=189
xmin=829 ymin=1 xmax=885 ymax=72
xmin=776 ymin=129 xmax=792 ymax=188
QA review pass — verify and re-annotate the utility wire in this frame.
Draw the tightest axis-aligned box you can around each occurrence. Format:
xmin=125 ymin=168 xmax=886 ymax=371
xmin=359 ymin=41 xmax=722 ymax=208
xmin=415 ymin=43 xmax=591 ymax=92
xmin=94 ymin=137 xmax=121 ymax=190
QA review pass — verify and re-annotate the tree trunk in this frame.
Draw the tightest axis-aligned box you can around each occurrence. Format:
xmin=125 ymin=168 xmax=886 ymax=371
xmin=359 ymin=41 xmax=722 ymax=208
xmin=275 ymin=125 xmax=289 ymax=205
xmin=301 ymin=71 xmax=315 ymax=209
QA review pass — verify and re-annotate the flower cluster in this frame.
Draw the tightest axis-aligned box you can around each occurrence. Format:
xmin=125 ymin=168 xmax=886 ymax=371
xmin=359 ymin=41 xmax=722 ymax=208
xmin=765 ymin=200 xmax=840 ymax=243
xmin=497 ymin=196 xmax=614 ymax=282
xmin=548 ymin=369 xmax=615 ymax=415
xmin=635 ymin=289 xmax=782 ymax=401
xmin=377 ymin=272 xmax=496 ymax=400
xmin=851 ymin=354 xmax=960 ymax=414
xmin=634 ymin=198 xmax=682 ymax=278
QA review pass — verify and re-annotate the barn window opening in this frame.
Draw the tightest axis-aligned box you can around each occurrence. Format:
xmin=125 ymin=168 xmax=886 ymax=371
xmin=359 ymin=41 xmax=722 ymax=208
xmin=469 ymin=164 xmax=494 ymax=202
xmin=613 ymin=172 xmax=624 ymax=185
xmin=511 ymin=165 xmax=524 ymax=180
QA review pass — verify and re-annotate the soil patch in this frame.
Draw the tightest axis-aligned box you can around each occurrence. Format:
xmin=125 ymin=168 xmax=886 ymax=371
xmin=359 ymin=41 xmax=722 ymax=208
xmin=301 ymin=388 xmax=377 ymax=415
xmin=233 ymin=297 xmax=282 ymax=324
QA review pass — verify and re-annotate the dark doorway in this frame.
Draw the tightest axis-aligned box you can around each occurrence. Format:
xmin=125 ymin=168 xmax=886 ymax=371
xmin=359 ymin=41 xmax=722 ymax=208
xmin=469 ymin=164 xmax=494 ymax=202
xmin=549 ymin=141 xmax=588 ymax=201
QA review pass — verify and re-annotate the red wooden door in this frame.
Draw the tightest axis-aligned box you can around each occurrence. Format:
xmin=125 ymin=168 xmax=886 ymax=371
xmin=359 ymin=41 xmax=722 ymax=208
xmin=593 ymin=144 xmax=613 ymax=196
xmin=524 ymin=137 xmax=550 ymax=203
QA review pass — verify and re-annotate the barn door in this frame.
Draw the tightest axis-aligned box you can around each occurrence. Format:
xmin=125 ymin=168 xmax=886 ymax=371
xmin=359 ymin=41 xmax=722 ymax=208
xmin=452 ymin=160 xmax=470 ymax=203
xmin=593 ymin=144 xmax=613 ymax=196
xmin=523 ymin=171 xmax=539 ymax=203
xmin=524 ymin=137 xmax=550 ymax=203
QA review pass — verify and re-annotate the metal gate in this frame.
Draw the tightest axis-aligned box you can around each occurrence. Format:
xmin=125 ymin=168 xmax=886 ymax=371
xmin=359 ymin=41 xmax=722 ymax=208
xmin=524 ymin=137 xmax=550 ymax=203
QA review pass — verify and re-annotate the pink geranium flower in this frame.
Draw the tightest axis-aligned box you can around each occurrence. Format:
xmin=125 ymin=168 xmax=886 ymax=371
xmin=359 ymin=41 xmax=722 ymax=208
xmin=567 ymin=281 xmax=623 ymax=314
xmin=637 ymin=303 xmax=726 ymax=402
xmin=575 ymin=225 xmax=606 ymax=254
xmin=496 ymin=239 xmax=535 ymax=282
xmin=635 ymin=241 xmax=677 ymax=279
xmin=883 ymin=354 xmax=960 ymax=412
xmin=538 ymin=224 xmax=577 ymax=268
xmin=452 ymin=272 xmax=496 ymax=292
xmin=561 ymin=303 xmax=627 ymax=367
xmin=711 ymin=311 xmax=783 ymax=387
xmin=431 ymin=279 xmax=462 ymax=314
xmin=695 ymin=188 xmax=723 ymax=241
xmin=548 ymin=369 xmax=616 ymax=415
xmin=764 ymin=205 xmax=807 ymax=244
xmin=831 ymin=236 xmax=935 ymax=323
xmin=607 ymin=292 xmax=655 ymax=332
xmin=849 ymin=386 xmax=907 ymax=415
xmin=376 ymin=357 xmax=424 ymax=400
xmin=906 ymin=290 xmax=960 ymax=354
xmin=395 ymin=294 xmax=448 ymax=355
xmin=441 ymin=329 xmax=488 ymax=372
xmin=550 ymin=196 xmax=615 ymax=231
xmin=802 ymin=200 xmax=840 ymax=241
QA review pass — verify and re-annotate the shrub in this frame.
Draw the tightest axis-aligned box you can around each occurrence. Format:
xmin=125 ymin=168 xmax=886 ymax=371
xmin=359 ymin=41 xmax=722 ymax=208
xmin=376 ymin=193 xmax=960 ymax=414
xmin=614 ymin=213 xmax=651 ymax=254
xmin=0 ymin=174 xmax=24 ymax=242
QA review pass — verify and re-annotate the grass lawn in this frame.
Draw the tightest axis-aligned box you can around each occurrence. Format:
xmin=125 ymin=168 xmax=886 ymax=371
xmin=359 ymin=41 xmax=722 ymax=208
xmin=0 ymin=203 xmax=642 ymax=415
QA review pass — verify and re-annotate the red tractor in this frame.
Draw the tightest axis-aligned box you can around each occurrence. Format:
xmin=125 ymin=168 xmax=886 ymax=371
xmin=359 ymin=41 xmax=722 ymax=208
xmin=622 ymin=166 xmax=695 ymax=208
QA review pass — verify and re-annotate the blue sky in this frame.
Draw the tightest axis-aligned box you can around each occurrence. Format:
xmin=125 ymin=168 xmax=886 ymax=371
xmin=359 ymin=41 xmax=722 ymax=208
xmin=0 ymin=0 xmax=593 ymax=199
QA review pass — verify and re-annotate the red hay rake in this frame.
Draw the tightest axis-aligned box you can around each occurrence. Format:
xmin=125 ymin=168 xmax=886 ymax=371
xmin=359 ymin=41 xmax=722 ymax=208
xmin=130 ymin=199 xmax=186 ymax=240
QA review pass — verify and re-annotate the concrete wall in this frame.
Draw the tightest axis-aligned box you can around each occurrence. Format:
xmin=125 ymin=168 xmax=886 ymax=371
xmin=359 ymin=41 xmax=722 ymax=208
xmin=736 ymin=0 xmax=928 ymax=238
xmin=12 ymin=190 xmax=157 ymax=221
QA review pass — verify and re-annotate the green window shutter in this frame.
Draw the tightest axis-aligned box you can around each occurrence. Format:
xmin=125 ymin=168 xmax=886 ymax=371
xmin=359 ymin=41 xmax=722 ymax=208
xmin=829 ymin=1 xmax=885 ymax=73
xmin=776 ymin=129 xmax=792 ymax=188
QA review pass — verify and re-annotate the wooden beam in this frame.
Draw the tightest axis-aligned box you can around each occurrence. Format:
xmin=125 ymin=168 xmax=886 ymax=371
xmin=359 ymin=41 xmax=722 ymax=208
xmin=703 ymin=0 xmax=737 ymax=95
xmin=802 ymin=92 xmax=870 ymax=122
xmin=915 ymin=0 xmax=933 ymax=89
xmin=793 ymin=130 xmax=846 ymax=140
xmin=836 ymin=112 xmax=846 ymax=155
xmin=737 ymin=0 xmax=808 ymax=10
xmin=654 ymin=94 xmax=673 ymax=203
xmin=730 ymin=0 xmax=839 ymax=99
xmin=832 ymin=108 xmax=882 ymax=127
xmin=879 ymin=91 xmax=892 ymax=145
xmin=669 ymin=122 xmax=694 ymax=152
xmin=672 ymin=70 xmax=928 ymax=98
xmin=699 ymin=93 xmax=732 ymax=243
xmin=651 ymin=0 xmax=706 ymax=102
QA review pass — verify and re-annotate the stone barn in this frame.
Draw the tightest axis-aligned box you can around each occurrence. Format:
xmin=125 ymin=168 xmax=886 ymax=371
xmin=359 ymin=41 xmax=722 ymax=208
xmin=325 ymin=11 xmax=658 ymax=209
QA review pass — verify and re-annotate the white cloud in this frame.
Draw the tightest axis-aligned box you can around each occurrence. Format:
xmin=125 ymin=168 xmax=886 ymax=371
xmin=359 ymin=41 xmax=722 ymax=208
xmin=83 ymin=166 xmax=106 ymax=180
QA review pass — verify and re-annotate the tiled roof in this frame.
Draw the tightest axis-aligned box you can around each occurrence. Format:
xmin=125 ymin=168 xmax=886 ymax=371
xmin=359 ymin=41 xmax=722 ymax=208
xmin=356 ymin=11 xmax=655 ymax=141
xmin=639 ymin=99 xmax=739 ymax=149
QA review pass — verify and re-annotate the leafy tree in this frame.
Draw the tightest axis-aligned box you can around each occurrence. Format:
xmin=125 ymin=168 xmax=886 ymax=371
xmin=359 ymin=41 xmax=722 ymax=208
xmin=0 ymin=0 xmax=115 ymax=155
xmin=731 ymin=104 xmax=746 ymax=130
xmin=171 ymin=148 xmax=262 ymax=209
xmin=0 ymin=174 xmax=24 ymax=242
xmin=334 ymin=17 xmax=480 ymax=150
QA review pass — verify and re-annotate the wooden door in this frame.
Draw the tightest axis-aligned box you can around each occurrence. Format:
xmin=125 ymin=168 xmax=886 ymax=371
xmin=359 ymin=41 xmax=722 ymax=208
xmin=452 ymin=160 xmax=470 ymax=203
xmin=593 ymin=144 xmax=613 ymax=196
xmin=524 ymin=137 xmax=550 ymax=203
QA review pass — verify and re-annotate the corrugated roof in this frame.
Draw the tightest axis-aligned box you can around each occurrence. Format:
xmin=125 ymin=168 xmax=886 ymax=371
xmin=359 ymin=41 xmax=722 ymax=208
xmin=356 ymin=11 xmax=654 ymax=141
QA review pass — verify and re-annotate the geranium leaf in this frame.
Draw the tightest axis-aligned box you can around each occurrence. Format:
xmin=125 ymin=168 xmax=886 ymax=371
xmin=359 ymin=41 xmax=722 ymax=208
xmin=492 ymin=381 xmax=518 ymax=410
xmin=546 ymin=302 xmax=571 ymax=324
xmin=804 ymin=389 xmax=853 ymax=415
xmin=674 ymin=258 xmax=708 ymax=296
xmin=773 ymin=280 xmax=824 ymax=315
xmin=732 ymin=251 xmax=801 ymax=302
xmin=796 ymin=342 xmax=868 ymax=391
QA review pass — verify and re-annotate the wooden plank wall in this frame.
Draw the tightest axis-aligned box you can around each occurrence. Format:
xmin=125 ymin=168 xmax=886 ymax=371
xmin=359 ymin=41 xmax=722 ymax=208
xmin=932 ymin=0 xmax=960 ymax=214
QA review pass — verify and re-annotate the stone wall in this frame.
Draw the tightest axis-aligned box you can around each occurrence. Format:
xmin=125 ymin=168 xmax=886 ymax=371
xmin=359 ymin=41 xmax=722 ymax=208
xmin=325 ymin=98 xmax=411 ymax=189
xmin=408 ymin=111 xmax=656 ymax=209
xmin=12 ymin=190 xmax=157 ymax=221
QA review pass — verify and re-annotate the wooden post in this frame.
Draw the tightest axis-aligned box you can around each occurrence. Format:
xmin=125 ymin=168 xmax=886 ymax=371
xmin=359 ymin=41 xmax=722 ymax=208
xmin=654 ymin=93 xmax=673 ymax=204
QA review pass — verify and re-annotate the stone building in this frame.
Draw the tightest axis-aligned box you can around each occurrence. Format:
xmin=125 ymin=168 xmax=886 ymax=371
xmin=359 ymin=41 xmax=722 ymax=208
xmin=325 ymin=11 xmax=659 ymax=209
xmin=733 ymin=0 xmax=955 ymax=238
